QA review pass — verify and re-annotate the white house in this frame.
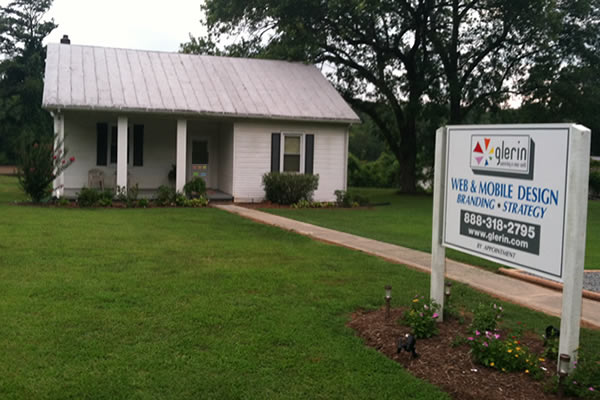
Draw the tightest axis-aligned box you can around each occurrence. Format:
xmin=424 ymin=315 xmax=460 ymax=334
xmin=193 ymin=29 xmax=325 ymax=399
xmin=42 ymin=39 xmax=360 ymax=202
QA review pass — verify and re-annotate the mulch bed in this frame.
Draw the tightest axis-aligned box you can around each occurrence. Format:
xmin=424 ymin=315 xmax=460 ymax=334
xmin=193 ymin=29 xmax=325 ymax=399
xmin=348 ymin=307 xmax=569 ymax=400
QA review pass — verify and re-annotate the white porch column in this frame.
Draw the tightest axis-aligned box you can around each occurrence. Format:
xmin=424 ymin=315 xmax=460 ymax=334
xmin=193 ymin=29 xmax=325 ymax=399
xmin=116 ymin=116 xmax=128 ymax=193
xmin=53 ymin=112 xmax=65 ymax=198
xmin=176 ymin=119 xmax=187 ymax=193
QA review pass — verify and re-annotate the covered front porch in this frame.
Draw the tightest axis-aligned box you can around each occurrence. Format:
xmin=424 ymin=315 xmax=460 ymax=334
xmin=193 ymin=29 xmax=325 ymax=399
xmin=57 ymin=111 xmax=234 ymax=200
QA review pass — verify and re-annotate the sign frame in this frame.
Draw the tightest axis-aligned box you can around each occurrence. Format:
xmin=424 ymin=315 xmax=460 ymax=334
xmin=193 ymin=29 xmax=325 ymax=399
xmin=430 ymin=123 xmax=590 ymax=374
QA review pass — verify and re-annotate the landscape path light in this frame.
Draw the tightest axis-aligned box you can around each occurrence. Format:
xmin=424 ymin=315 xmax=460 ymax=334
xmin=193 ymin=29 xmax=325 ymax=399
xmin=444 ymin=282 xmax=452 ymax=315
xmin=385 ymin=285 xmax=392 ymax=320
xmin=558 ymin=353 xmax=571 ymax=398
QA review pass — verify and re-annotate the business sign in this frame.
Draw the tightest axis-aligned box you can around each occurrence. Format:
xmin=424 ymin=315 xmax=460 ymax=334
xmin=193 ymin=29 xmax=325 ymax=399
xmin=443 ymin=126 xmax=570 ymax=281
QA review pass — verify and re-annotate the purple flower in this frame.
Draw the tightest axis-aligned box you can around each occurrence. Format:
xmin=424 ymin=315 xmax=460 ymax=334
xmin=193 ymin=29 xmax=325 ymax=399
xmin=475 ymin=330 xmax=481 ymax=336
xmin=494 ymin=334 xmax=500 ymax=339
xmin=419 ymin=312 xmax=423 ymax=317
xmin=590 ymin=387 xmax=595 ymax=392
xmin=432 ymin=313 xmax=439 ymax=319
xmin=467 ymin=337 xmax=474 ymax=341
xmin=483 ymin=342 xmax=488 ymax=347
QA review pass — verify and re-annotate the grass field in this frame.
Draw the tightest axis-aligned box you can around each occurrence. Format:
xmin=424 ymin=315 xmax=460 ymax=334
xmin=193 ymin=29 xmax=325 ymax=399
xmin=1 ymin=176 xmax=599 ymax=399
xmin=265 ymin=188 xmax=600 ymax=271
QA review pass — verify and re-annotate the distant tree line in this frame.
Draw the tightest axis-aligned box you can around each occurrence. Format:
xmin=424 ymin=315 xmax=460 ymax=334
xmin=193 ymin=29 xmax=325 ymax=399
xmin=0 ymin=0 xmax=56 ymax=165
xmin=183 ymin=0 xmax=600 ymax=192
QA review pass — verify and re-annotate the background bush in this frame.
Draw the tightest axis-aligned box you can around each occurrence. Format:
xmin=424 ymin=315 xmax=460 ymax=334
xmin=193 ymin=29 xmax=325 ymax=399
xmin=590 ymin=161 xmax=600 ymax=199
xmin=262 ymin=172 xmax=319 ymax=205
xmin=334 ymin=190 xmax=370 ymax=207
xmin=155 ymin=185 xmax=176 ymax=206
xmin=184 ymin=177 xmax=206 ymax=199
xmin=77 ymin=187 xmax=100 ymax=207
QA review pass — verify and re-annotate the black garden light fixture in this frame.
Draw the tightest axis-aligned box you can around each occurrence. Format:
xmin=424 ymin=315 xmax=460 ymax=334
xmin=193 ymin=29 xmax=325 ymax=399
xmin=385 ymin=285 xmax=392 ymax=319
xmin=397 ymin=333 xmax=418 ymax=358
xmin=444 ymin=281 xmax=452 ymax=301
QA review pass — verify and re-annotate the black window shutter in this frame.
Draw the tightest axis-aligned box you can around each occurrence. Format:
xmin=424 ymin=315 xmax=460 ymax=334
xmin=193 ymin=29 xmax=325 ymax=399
xmin=96 ymin=123 xmax=108 ymax=166
xmin=271 ymin=133 xmax=281 ymax=172
xmin=305 ymin=134 xmax=314 ymax=174
xmin=133 ymin=125 xmax=143 ymax=166
xmin=110 ymin=127 xmax=117 ymax=163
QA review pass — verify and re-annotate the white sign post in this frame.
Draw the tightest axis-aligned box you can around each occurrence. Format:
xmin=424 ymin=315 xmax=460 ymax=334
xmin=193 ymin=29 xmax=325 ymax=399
xmin=431 ymin=124 xmax=590 ymax=373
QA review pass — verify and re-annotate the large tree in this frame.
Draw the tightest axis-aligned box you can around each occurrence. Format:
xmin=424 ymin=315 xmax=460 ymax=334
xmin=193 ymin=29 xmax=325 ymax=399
xmin=427 ymin=0 xmax=557 ymax=124
xmin=519 ymin=0 xmax=600 ymax=154
xmin=183 ymin=0 xmax=435 ymax=192
xmin=0 ymin=0 xmax=56 ymax=164
xmin=183 ymin=0 xmax=587 ymax=189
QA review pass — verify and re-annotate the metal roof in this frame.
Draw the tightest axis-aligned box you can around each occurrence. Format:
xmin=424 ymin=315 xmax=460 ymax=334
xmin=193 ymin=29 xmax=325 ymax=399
xmin=42 ymin=43 xmax=360 ymax=124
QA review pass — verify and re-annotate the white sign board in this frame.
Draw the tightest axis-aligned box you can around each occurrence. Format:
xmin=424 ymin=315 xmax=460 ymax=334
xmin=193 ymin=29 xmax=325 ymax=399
xmin=443 ymin=126 xmax=570 ymax=281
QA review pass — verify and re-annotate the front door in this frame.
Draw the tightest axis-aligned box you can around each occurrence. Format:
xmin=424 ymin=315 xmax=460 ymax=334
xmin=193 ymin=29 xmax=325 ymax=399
xmin=191 ymin=139 xmax=209 ymax=185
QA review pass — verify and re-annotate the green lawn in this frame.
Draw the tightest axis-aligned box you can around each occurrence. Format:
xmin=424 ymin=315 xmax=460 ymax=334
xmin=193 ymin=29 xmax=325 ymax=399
xmin=1 ymin=176 xmax=599 ymax=399
xmin=265 ymin=188 xmax=600 ymax=271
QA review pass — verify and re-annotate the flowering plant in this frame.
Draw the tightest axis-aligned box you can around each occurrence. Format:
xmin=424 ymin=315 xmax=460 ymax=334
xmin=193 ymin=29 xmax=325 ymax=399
xmin=402 ymin=295 xmax=440 ymax=338
xmin=17 ymin=134 xmax=74 ymax=202
xmin=469 ymin=331 xmax=542 ymax=378
xmin=562 ymin=352 xmax=600 ymax=398
xmin=471 ymin=302 xmax=503 ymax=333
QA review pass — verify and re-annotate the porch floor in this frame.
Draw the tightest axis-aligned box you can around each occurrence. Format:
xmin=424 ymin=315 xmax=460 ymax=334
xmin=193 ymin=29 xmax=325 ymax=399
xmin=206 ymin=189 xmax=234 ymax=202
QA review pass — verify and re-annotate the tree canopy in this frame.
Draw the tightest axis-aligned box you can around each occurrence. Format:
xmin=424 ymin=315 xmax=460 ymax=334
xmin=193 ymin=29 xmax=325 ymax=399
xmin=0 ymin=0 xmax=56 ymax=165
xmin=183 ymin=0 xmax=589 ymax=191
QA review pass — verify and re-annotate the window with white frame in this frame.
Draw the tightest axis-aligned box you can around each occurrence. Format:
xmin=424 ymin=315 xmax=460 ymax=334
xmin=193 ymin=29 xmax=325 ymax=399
xmin=283 ymin=135 xmax=301 ymax=172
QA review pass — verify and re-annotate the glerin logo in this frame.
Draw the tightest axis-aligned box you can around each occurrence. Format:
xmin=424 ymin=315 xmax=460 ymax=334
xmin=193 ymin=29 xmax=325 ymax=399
xmin=470 ymin=135 xmax=535 ymax=180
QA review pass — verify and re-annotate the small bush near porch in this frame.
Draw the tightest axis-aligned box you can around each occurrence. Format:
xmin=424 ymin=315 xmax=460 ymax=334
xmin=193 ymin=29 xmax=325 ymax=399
xmin=1 ymin=176 xmax=599 ymax=399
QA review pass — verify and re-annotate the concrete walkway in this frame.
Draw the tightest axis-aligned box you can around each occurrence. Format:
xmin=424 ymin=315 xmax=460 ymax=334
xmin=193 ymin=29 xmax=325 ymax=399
xmin=214 ymin=204 xmax=600 ymax=329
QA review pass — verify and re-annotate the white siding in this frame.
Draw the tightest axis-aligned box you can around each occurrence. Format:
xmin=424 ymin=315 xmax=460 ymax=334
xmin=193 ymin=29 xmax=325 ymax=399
xmin=62 ymin=112 xmax=236 ymax=197
xmin=63 ymin=112 xmax=177 ymax=191
xmin=232 ymin=120 xmax=348 ymax=202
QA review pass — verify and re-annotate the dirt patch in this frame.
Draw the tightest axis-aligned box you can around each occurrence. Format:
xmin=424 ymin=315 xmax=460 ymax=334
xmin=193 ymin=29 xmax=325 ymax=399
xmin=0 ymin=166 xmax=17 ymax=175
xmin=348 ymin=307 xmax=569 ymax=400
xmin=238 ymin=201 xmax=292 ymax=209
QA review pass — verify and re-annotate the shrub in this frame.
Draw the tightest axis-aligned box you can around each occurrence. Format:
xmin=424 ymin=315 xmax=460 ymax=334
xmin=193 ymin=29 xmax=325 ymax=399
xmin=291 ymin=200 xmax=336 ymax=208
xmin=471 ymin=303 xmax=503 ymax=333
xmin=334 ymin=190 xmax=369 ymax=207
xmin=56 ymin=197 xmax=70 ymax=207
xmin=402 ymin=295 xmax=440 ymax=338
xmin=17 ymin=134 xmax=75 ymax=202
xmin=155 ymin=185 xmax=176 ymax=206
xmin=77 ymin=187 xmax=100 ymax=207
xmin=175 ymin=193 xmax=187 ymax=207
xmin=562 ymin=352 xmax=600 ymax=398
xmin=98 ymin=189 xmax=114 ymax=207
xmin=468 ymin=331 xmax=542 ymax=377
xmin=184 ymin=177 xmax=207 ymax=199
xmin=262 ymin=172 xmax=319 ymax=205
xmin=137 ymin=198 xmax=149 ymax=208
xmin=116 ymin=184 xmax=139 ymax=207
xmin=348 ymin=152 xmax=400 ymax=188
xmin=589 ymin=170 xmax=600 ymax=199
xmin=184 ymin=197 xmax=209 ymax=207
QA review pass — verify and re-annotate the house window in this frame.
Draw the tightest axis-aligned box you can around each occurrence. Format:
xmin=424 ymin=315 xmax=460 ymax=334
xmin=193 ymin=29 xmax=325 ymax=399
xmin=283 ymin=135 xmax=301 ymax=172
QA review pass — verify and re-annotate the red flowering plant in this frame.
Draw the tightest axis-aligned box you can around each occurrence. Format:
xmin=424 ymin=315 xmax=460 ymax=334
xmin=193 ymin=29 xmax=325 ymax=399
xmin=17 ymin=134 xmax=75 ymax=202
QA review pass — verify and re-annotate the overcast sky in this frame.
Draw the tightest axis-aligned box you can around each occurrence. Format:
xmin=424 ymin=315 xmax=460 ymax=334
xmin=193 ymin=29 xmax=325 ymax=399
xmin=2 ymin=0 xmax=207 ymax=52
